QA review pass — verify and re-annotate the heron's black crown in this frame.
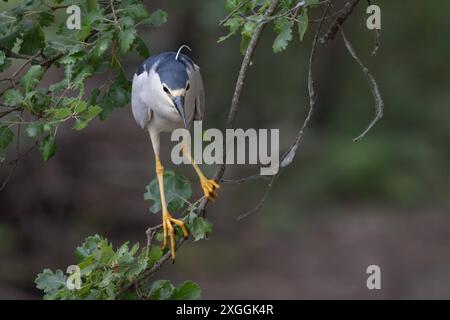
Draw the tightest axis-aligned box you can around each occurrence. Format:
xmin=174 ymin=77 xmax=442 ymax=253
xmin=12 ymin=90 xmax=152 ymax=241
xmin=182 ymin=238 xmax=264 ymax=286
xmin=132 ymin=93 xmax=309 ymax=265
xmin=136 ymin=52 xmax=195 ymax=90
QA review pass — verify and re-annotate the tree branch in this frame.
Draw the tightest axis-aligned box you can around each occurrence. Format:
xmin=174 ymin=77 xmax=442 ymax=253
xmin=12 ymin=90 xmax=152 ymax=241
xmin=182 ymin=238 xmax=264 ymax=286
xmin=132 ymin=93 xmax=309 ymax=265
xmin=341 ymin=30 xmax=383 ymax=142
xmin=235 ymin=2 xmax=331 ymax=221
xmin=206 ymin=0 xmax=280 ymax=200
xmin=321 ymin=0 xmax=361 ymax=43
xmin=0 ymin=107 xmax=21 ymax=119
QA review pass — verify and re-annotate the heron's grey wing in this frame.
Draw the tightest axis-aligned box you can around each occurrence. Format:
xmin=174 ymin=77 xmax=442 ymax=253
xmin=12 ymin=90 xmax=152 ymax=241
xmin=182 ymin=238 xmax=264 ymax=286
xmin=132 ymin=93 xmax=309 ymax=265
xmin=131 ymin=72 xmax=153 ymax=129
xmin=192 ymin=65 xmax=205 ymax=120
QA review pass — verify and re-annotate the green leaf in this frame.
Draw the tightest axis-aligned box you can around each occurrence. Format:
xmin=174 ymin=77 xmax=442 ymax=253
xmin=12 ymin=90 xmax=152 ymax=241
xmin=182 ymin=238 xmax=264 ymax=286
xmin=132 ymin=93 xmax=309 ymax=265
xmin=73 ymin=119 xmax=88 ymax=131
xmin=72 ymin=65 xmax=94 ymax=89
xmin=134 ymin=36 xmax=149 ymax=58
xmin=52 ymin=108 xmax=72 ymax=120
xmin=0 ymin=58 xmax=11 ymax=72
xmin=242 ymin=21 xmax=257 ymax=38
xmin=144 ymin=171 xmax=192 ymax=214
xmin=272 ymin=18 xmax=293 ymax=53
xmin=217 ymin=17 xmax=242 ymax=43
xmin=73 ymin=100 xmax=88 ymax=114
xmin=20 ymin=65 xmax=44 ymax=93
xmin=49 ymin=79 xmax=69 ymax=93
xmin=124 ymin=255 xmax=147 ymax=280
xmin=185 ymin=212 xmax=213 ymax=241
xmin=39 ymin=135 xmax=56 ymax=161
xmin=224 ymin=16 xmax=241 ymax=34
xmin=171 ymin=281 xmax=201 ymax=300
xmin=0 ymin=50 xmax=5 ymax=66
xmin=121 ymin=4 xmax=149 ymax=20
xmin=86 ymin=105 xmax=102 ymax=119
xmin=240 ymin=34 xmax=251 ymax=54
xmin=142 ymin=10 xmax=168 ymax=27
xmin=148 ymin=280 xmax=175 ymax=300
xmin=91 ymin=36 xmax=112 ymax=61
xmin=29 ymin=89 xmax=51 ymax=113
xmin=118 ymin=28 xmax=136 ymax=54
xmin=38 ymin=11 xmax=55 ymax=27
xmin=297 ymin=10 xmax=308 ymax=41
xmin=72 ymin=104 xmax=101 ymax=131
xmin=3 ymin=89 xmax=23 ymax=106
xmin=0 ymin=126 xmax=14 ymax=154
xmin=19 ymin=25 xmax=45 ymax=55
xmin=75 ymin=235 xmax=102 ymax=263
xmin=26 ymin=122 xmax=43 ymax=138
xmin=35 ymin=269 xmax=67 ymax=294
xmin=99 ymin=84 xmax=130 ymax=119
xmin=147 ymin=246 xmax=163 ymax=266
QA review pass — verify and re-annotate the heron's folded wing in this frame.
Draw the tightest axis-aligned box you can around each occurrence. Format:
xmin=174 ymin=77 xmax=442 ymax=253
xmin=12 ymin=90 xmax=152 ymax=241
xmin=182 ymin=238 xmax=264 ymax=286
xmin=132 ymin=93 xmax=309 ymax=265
xmin=131 ymin=72 xmax=153 ymax=128
xmin=192 ymin=65 xmax=205 ymax=121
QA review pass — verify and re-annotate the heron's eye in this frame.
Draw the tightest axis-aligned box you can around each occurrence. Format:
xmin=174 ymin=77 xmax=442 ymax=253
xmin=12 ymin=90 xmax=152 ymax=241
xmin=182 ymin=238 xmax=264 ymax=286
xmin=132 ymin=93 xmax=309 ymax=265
xmin=186 ymin=83 xmax=190 ymax=91
xmin=163 ymin=86 xmax=170 ymax=94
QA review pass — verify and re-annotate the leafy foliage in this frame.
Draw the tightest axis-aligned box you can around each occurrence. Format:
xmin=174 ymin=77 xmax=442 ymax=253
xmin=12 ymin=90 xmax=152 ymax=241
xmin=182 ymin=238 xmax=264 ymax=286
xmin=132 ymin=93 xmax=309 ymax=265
xmin=144 ymin=170 xmax=192 ymax=214
xmin=0 ymin=0 xmax=166 ymax=161
xmin=0 ymin=125 xmax=14 ymax=160
xmin=35 ymin=234 xmax=201 ymax=300
xmin=35 ymin=171 xmax=211 ymax=300
xmin=219 ymin=0 xmax=318 ymax=53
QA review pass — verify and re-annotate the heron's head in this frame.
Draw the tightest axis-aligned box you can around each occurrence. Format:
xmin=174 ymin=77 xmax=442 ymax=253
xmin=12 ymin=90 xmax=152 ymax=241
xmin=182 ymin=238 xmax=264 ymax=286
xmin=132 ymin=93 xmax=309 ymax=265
xmin=155 ymin=60 xmax=190 ymax=128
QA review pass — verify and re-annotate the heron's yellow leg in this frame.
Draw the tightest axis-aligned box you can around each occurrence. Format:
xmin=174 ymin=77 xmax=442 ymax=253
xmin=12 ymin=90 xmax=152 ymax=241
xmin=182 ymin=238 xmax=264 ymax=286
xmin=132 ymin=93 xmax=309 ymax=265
xmin=155 ymin=157 xmax=189 ymax=261
xmin=182 ymin=145 xmax=220 ymax=200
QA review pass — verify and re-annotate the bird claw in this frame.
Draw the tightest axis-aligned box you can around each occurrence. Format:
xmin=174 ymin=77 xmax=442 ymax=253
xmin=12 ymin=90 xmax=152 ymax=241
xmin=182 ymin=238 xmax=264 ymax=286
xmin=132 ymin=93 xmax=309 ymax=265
xmin=200 ymin=178 xmax=220 ymax=201
xmin=162 ymin=212 xmax=189 ymax=261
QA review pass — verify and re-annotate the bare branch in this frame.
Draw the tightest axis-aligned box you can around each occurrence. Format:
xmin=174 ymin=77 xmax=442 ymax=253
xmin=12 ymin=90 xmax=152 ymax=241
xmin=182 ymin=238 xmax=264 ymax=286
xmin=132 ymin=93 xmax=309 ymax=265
xmin=0 ymin=45 xmax=42 ymax=62
xmin=198 ymin=0 xmax=280 ymax=216
xmin=321 ymin=0 xmax=361 ymax=43
xmin=235 ymin=173 xmax=280 ymax=221
xmin=221 ymin=173 xmax=271 ymax=185
xmin=235 ymin=2 xmax=331 ymax=221
xmin=341 ymin=30 xmax=383 ymax=142
xmin=145 ymin=224 xmax=162 ymax=257
xmin=219 ymin=0 xmax=251 ymax=25
xmin=367 ymin=0 xmax=380 ymax=56
xmin=0 ymin=107 xmax=21 ymax=119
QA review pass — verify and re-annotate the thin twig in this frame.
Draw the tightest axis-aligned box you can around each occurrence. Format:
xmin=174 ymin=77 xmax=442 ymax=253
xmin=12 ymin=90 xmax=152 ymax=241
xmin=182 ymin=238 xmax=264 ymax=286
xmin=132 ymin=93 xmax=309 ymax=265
xmin=195 ymin=0 xmax=280 ymax=219
xmin=0 ymin=107 xmax=21 ymax=119
xmin=145 ymin=224 xmax=162 ymax=257
xmin=235 ymin=173 xmax=280 ymax=221
xmin=219 ymin=0 xmax=251 ymax=25
xmin=235 ymin=2 xmax=331 ymax=221
xmin=221 ymin=173 xmax=271 ymax=185
xmin=367 ymin=0 xmax=380 ymax=56
xmin=321 ymin=0 xmax=361 ymax=43
xmin=0 ymin=45 xmax=41 ymax=62
xmin=341 ymin=30 xmax=383 ymax=142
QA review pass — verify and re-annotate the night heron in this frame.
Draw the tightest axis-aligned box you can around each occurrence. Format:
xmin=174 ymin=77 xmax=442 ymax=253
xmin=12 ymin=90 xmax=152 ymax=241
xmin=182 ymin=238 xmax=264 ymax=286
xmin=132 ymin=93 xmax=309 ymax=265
xmin=131 ymin=47 xmax=219 ymax=260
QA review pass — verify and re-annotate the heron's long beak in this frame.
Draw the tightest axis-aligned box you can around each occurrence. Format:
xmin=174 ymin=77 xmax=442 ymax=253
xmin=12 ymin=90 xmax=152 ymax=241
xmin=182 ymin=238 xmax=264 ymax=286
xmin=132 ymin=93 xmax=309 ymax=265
xmin=173 ymin=96 xmax=187 ymax=128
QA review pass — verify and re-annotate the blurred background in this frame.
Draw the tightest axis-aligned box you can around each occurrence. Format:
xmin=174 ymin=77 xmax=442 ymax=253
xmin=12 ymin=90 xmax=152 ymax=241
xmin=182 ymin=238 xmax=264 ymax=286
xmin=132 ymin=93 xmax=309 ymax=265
xmin=1 ymin=0 xmax=450 ymax=299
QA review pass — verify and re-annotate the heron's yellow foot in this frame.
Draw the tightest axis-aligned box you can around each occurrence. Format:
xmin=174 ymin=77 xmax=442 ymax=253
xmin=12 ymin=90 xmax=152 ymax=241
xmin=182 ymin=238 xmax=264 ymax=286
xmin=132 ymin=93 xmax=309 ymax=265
xmin=200 ymin=177 xmax=220 ymax=201
xmin=162 ymin=211 xmax=189 ymax=261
